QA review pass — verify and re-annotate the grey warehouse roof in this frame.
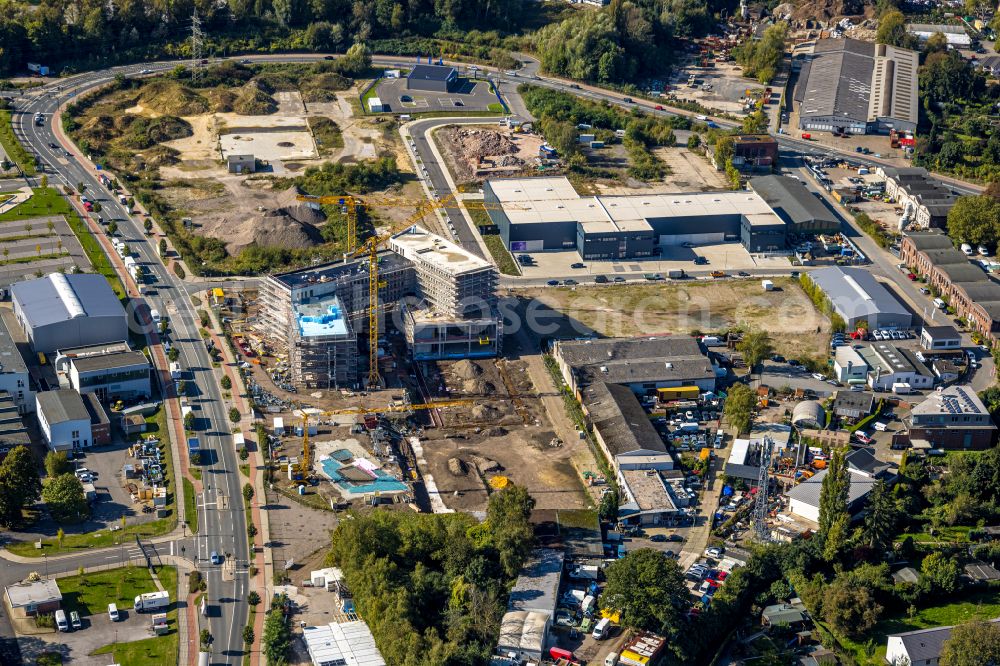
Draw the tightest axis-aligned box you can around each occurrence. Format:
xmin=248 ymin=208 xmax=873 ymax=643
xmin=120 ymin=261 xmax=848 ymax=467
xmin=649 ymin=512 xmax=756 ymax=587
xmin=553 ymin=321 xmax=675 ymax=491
xmin=0 ymin=312 xmax=27 ymax=374
xmin=12 ymin=274 xmax=124 ymax=330
xmin=557 ymin=336 xmax=703 ymax=368
xmin=507 ymin=549 xmax=564 ymax=615
xmin=903 ymin=231 xmax=954 ymax=251
xmin=787 ymin=466 xmax=876 ymax=510
xmin=71 ymin=350 xmax=149 ymax=373
xmin=584 ymin=382 xmax=667 ymax=457
xmin=748 ymin=175 xmax=839 ymax=229
xmin=37 ymin=389 xmax=90 ymax=424
xmin=408 ymin=64 xmax=456 ymax=82
xmin=796 ymin=38 xmax=875 ymax=123
xmin=808 ymin=266 xmax=911 ymax=322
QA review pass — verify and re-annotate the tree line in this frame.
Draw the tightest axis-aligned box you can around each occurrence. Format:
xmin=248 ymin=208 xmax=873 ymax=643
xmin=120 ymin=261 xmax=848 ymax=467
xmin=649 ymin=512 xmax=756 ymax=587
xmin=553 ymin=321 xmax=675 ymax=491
xmin=0 ymin=0 xmax=528 ymax=75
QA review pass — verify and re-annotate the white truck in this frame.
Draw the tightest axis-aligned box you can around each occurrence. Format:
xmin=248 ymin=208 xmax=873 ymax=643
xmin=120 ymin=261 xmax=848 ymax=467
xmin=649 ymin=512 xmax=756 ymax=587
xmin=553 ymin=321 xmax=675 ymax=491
xmin=892 ymin=382 xmax=913 ymax=395
xmin=170 ymin=362 xmax=182 ymax=380
xmin=134 ymin=590 xmax=170 ymax=612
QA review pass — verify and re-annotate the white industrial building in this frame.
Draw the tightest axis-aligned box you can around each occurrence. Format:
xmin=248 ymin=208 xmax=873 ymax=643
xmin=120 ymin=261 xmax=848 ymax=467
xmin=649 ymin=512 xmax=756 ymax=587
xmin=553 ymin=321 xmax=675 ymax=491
xmin=12 ymin=274 xmax=128 ymax=353
xmin=301 ymin=620 xmax=386 ymax=666
xmin=808 ymin=266 xmax=912 ymax=330
xmin=36 ymin=389 xmax=92 ymax=452
xmin=498 ymin=549 xmax=563 ymax=662
xmin=860 ymin=342 xmax=934 ymax=391
xmin=907 ymin=23 xmax=971 ymax=47
xmin=0 ymin=313 xmax=33 ymax=414
xmin=55 ymin=342 xmax=151 ymax=402
xmin=833 ymin=345 xmax=868 ymax=383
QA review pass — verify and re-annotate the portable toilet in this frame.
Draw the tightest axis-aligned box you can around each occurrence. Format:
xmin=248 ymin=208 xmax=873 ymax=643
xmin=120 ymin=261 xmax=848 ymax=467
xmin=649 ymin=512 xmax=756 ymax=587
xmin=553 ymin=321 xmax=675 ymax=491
xmin=762 ymin=279 xmax=774 ymax=291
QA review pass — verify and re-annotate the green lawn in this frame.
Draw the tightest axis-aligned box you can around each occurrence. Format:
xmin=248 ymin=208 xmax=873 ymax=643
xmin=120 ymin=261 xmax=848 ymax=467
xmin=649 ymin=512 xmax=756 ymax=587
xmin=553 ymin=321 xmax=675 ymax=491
xmin=7 ymin=515 xmax=175 ymax=557
xmin=483 ymin=233 xmax=520 ymax=276
xmin=183 ymin=478 xmax=198 ymax=534
xmin=360 ymin=80 xmax=382 ymax=113
xmin=487 ymin=102 xmax=506 ymax=113
xmin=58 ymin=566 xmax=159 ymax=616
xmin=837 ymin=588 xmax=1000 ymax=665
xmin=91 ymin=567 xmax=179 ymax=666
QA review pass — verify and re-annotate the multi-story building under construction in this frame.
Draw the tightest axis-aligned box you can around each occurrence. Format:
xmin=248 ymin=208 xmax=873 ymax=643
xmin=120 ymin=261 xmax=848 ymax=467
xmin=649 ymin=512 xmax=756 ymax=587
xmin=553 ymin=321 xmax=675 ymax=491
xmin=258 ymin=226 xmax=500 ymax=387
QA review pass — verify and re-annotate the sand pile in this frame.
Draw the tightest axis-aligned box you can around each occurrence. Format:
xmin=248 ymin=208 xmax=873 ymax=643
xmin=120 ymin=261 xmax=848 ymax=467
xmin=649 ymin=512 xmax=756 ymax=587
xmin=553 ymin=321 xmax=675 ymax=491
xmin=454 ymin=360 xmax=484 ymax=380
xmin=201 ymin=186 xmax=327 ymax=254
xmin=456 ymin=129 xmax=519 ymax=158
xmin=233 ymin=81 xmax=277 ymax=115
xmin=448 ymin=458 xmax=468 ymax=475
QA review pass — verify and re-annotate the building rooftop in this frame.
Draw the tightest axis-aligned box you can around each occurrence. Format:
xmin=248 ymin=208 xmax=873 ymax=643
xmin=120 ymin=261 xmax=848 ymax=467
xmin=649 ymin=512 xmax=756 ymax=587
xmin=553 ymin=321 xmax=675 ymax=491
xmin=862 ymin=343 xmax=932 ymax=378
xmin=809 ymin=266 xmax=911 ymax=322
xmin=833 ymin=390 xmax=874 ymax=417
xmin=301 ymin=620 xmax=386 ymax=666
xmin=935 ymin=263 xmax=989 ymax=284
xmin=71 ymin=350 xmax=149 ymax=374
xmin=921 ymin=247 xmax=969 ymax=266
xmin=748 ymin=175 xmax=839 ymax=228
xmin=486 ymin=176 xmax=780 ymax=230
xmin=507 ymin=549 xmax=564 ymax=615
xmin=620 ymin=631 xmax=666 ymax=665
xmin=295 ymin=295 xmax=351 ymax=339
xmin=796 ymin=38 xmax=875 ymax=123
xmin=497 ymin=610 xmax=547 ymax=656
xmin=0 ymin=310 xmax=27 ymax=375
xmin=846 ymin=446 xmax=895 ymax=478
xmin=557 ymin=336 xmax=704 ymax=369
xmin=834 ymin=344 xmax=867 ymax=369
xmin=11 ymin=273 xmax=124 ymax=331
xmin=620 ymin=469 xmax=677 ymax=514
xmin=389 ymin=225 xmax=493 ymax=277
xmin=83 ymin=393 xmax=109 ymax=426
xmin=889 ymin=625 xmax=959 ymax=663
xmin=922 ymin=325 xmax=960 ymax=341
xmin=787 ymin=466 xmax=877 ymax=512
xmin=903 ymin=231 xmax=954 ymax=251
xmin=37 ymin=389 xmax=90 ymax=424
xmin=407 ymin=64 xmax=457 ymax=82
xmin=584 ymin=382 xmax=667 ymax=457
xmin=579 ymin=357 xmax=715 ymax=387
xmin=911 ymin=385 xmax=992 ymax=418
xmin=269 ymin=251 xmax=412 ymax=291
xmin=5 ymin=578 xmax=61 ymax=608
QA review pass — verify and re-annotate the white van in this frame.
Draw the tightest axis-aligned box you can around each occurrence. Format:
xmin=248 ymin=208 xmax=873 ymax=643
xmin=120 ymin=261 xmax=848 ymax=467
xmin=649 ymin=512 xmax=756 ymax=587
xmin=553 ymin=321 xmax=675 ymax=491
xmin=605 ymin=653 xmax=620 ymax=666
xmin=592 ymin=617 xmax=611 ymax=640
xmin=872 ymin=421 xmax=888 ymax=432
xmin=933 ymin=298 xmax=946 ymax=310
xmin=961 ymin=243 xmax=974 ymax=256
xmin=108 ymin=603 xmax=120 ymax=621
xmin=55 ymin=609 xmax=69 ymax=632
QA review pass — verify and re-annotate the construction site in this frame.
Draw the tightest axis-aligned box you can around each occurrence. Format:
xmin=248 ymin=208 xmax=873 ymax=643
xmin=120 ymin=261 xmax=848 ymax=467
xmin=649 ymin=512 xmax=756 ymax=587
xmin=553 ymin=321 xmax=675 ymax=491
xmin=435 ymin=124 xmax=546 ymax=184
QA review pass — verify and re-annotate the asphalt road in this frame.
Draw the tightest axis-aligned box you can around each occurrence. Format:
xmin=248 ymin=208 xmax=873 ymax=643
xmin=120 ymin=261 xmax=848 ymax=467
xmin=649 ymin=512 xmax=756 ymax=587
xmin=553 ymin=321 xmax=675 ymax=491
xmin=6 ymin=62 xmax=249 ymax=664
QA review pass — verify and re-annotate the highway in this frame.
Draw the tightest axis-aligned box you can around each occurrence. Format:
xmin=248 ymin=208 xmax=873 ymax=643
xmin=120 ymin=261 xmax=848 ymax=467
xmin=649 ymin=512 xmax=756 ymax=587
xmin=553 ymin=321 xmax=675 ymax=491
xmin=8 ymin=61 xmax=250 ymax=664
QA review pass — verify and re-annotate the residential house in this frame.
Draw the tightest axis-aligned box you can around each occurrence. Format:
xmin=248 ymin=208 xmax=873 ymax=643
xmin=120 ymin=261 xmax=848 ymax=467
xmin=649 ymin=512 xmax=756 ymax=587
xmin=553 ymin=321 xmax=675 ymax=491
xmin=906 ymin=385 xmax=997 ymax=450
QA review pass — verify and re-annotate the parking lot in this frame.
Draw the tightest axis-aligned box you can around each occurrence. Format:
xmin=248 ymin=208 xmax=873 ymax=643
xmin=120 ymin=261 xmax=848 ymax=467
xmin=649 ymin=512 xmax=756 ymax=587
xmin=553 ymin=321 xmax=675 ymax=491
xmin=0 ymin=211 xmax=91 ymax=289
xmin=516 ymin=242 xmax=795 ymax=281
xmin=28 ymin=604 xmax=152 ymax=665
xmin=373 ymin=77 xmax=501 ymax=114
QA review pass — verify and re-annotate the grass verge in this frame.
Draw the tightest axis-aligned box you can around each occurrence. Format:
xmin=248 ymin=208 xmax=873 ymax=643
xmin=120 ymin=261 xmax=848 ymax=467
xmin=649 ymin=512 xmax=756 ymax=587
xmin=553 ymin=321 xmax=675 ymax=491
xmin=91 ymin=566 xmax=179 ymax=666
xmin=57 ymin=566 xmax=158 ymax=616
xmin=0 ymin=109 xmax=37 ymax=175
xmin=183 ymin=478 xmax=198 ymax=534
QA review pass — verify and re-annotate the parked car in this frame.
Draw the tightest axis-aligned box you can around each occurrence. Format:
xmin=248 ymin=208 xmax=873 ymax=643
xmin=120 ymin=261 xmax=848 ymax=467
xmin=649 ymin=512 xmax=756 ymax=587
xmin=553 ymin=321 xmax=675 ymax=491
xmin=705 ymin=546 xmax=724 ymax=558
xmin=811 ymin=373 xmax=824 ymax=380
xmin=547 ymin=280 xmax=560 ymax=286
xmin=650 ymin=534 xmax=667 ymax=542
xmin=571 ymin=262 xmax=586 ymax=269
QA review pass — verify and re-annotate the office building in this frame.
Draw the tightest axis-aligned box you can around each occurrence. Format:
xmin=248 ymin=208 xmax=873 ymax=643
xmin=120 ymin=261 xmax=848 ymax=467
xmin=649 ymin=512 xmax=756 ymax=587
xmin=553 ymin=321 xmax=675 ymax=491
xmin=0 ymin=312 xmax=33 ymax=414
xmin=859 ymin=342 xmax=934 ymax=391
xmin=12 ymin=273 xmax=127 ymax=353
xmin=36 ymin=389 xmax=93 ymax=452
xmin=56 ymin=342 xmax=151 ymax=402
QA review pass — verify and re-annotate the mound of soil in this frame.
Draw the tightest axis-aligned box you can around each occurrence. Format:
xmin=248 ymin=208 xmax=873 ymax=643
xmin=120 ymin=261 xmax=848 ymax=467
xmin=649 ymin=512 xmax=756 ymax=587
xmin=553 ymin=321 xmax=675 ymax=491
xmin=200 ymin=186 xmax=328 ymax=254
xmin=233 ymin=81 xmax=277 ymax=115
xmin=138 ymin=79 xmax=210 ymax=116
xmin=454 ymin=359 xmax=484 ymax=380
xmin=301 ymin=72 xmax=351 ymax=103
xmin=454 ymin=128 xmax=519 ymax=159
xmin=205 ymin=87 xmax=238 ymax=113
xmin=447 ymin=458 xmax=467 ymax=475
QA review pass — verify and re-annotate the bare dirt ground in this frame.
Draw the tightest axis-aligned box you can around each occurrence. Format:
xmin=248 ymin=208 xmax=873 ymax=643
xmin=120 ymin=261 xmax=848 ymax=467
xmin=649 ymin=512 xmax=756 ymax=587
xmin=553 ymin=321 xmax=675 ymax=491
xmin=435 ymin=125 xmax=544 ymax=184
xmin=655 ymin=146 xmax=730 ymax=191
xmin=514 ymin=277 xmax=831 ymax=362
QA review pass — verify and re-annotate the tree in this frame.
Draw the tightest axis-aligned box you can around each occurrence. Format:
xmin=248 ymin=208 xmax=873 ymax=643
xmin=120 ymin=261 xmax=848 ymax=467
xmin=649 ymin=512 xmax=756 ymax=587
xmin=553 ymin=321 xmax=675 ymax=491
xmin=687 ymin=134 xmax=701 ymax=149
xmin=40 ymin=175 xmax=48 ymax=188
xmin=167 ymin=346 xmax=179 ymax=362
xmin=248 ymin=523 xmax=258 ymax=539
xmin=200 ymin=628 xmax=214 ymax=650
xmin=239 ymin=446 xmax=249 ymax=462
xmin=44 ymin=451 xmax=71 ymax=478
xmin=242 ymin=624 xmax=255 ymax=646
xmin=862 ymin=479 xmax=899 ymax=552
xmin=479 ymin=484 xmax=536 ymax=577
xmin=339 ymin=42 xmax=372 ymax=77
xmin=598 ymin=488 xmax=619 ymax=522
xmin=220 ymin=375 xmax=232 ymax=390
xmin=106 ymin=221 xmax=117 ymax=236
xmin=940 ymin=620 xmax=1000 ymax=666
xmin=0 ymin=445 xmax=42 ymax=526
xmin=924 ymin=31 xmax=949 ymax=55
xmin=921 ymin=551 xmax=962 ymax=595
xmin=737 ymin=330 xmax=774 ymax=373
xmin=143 ymin=218 xmax=153 ymax=234
xmin=876 ymin=10 xmax=918 ymax=49
xmin=822 ymin=576 xmax=883 ymax=638
xmin=42 ymin=473 xmax=88 ymax=522
xmin=229 ymin=407 xmax=241 ymax=423
xmin=733 ymin=23 xmax=788 ymax=83
xmin=174 ymin=262 xmax=186 ymax=279
xmin=158 ymin=238 xmax=167 ymax=256
xmin=818 ymin=447 xmax=849 ymax=543
xmin=602 ymin=549 xmax=688 ymax=637
xmin=723 ymin=383 xmax=755 ymax=434
xmin=243 ymin=483 xmax=254 ymax=503
xmin=184 ymin=411 xmax=195 ymax=430
xmin=947 ymin=195 xmax=1000 ymax=247
xmin=247 ymin=591 xmax=261 ymax=606
xmin=261 ymin=602 xmax=291 ymax=664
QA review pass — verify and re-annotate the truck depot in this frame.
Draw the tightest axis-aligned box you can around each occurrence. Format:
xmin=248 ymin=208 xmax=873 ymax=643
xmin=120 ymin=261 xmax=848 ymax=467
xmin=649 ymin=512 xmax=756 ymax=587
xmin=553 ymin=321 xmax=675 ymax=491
xmin=483 ymin=175 xmax=840 ymax=260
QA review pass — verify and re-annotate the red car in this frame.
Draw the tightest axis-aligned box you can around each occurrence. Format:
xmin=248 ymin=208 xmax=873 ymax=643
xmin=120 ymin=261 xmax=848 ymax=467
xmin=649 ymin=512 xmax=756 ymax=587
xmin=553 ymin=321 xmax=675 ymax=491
xmin=655 ymin=105 xmax=664 ymax=111
xmin=907 ymin=273 xmax=917 ymax=281
xmin=83 ymin=201 xmax=93 ymax=212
